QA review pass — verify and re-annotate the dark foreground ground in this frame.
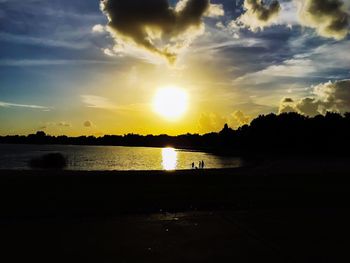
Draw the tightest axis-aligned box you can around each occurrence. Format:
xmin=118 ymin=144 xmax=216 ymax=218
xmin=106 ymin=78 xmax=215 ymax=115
xmin=1 ymin=158 xmax=350 ymax=262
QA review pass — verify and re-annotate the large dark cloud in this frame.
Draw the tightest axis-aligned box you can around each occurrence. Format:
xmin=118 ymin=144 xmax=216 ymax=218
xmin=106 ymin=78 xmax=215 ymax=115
xmin=298 ymin=0 xmax=350 ymax=40
xmin=100 ymin=0 xmax=223 ymax=63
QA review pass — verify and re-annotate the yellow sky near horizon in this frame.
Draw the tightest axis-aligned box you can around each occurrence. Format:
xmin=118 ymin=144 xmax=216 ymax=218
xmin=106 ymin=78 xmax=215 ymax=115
xmin=1 ymin=58 xmax=256 ymax=137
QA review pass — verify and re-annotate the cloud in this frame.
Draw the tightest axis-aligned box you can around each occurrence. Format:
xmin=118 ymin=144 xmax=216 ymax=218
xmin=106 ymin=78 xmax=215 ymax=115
xmin=100 ymin=0 xmax=223 ymax=63
xmin=279 ymin=104 xmax=298 ymax=114
xmin=57 ymin=122 xmax=71 ymax=127
xmin=0 ymin=101 xmax=51 ymax=111
xmin=206 ymin=3 xmax=225 ymax=17
xmin=198 ymin=112 xmax=226 ymax=132
xmin=81 ymin=95 xmax=118 ymax=110
xmin=283 ymin=97 xmax=294 ymax=103
xmin=84 ymin=120 xmax=93 ymax=127
xmin=295 ymin=97 xmax=320 ymax=116
xmin=0 ymin=32 xmax=89 ymax=50
xmin=312 ymin=41 xmax=350 ymax=69
xmin=278 ymin=97 xmax=321 ymax=116
xmin=232 ymin=39 xmax=350 ymax=96
xmin=38 ymin=121 xmax=72 ymax=129
xmin=298 ymin=0 xmax=350 ymax=40
xmin=92 ymin=24 xmax=105 ymax=33
xmin=279 ymin=97 xmax=297 ymax=114
xmin=276 ymin=0 xmax=299 ymax=27
xmin=234 ymin=58 xmax=317 ymax=85
xmin=232 ymin=0 xmax=349 ymax=39
xmin=0 ymin=59 xmax=120 ymax=67
xmin=237 ymin=0 xmax=281 ymax=31
xmin=312 ymin=79 xmax=350 ymax=113
xmin=278 ymin=79 xmax=350 ymax=116
xmin=228 ymin=110 xmax=251 ymax=128
xmin=199 ymin=110 xmax=252 ymax=132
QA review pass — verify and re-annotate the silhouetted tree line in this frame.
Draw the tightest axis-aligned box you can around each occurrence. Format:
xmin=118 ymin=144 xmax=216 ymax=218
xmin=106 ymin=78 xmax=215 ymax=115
xmin=1 ymin=112 xmax=350 ymax=156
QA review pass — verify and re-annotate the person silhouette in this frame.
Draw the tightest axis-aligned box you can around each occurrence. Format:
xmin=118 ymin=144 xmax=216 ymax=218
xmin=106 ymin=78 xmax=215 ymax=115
xmin=198 ymin=161 xmax=202 ymax=169
xmin=201 ymin=160 xmax=205 ymax=169
xmin=191 ymin=162 xmax=195 ymax=169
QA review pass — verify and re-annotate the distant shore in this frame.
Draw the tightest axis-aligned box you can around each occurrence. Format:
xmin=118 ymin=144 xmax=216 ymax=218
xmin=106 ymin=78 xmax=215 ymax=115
xmin=2 ymin=112 xmax=350 ymax=158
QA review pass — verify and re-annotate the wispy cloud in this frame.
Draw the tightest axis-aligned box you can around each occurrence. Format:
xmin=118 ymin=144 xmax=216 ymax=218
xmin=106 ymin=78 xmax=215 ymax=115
xmin=0 ymin=0 xmax=102 ymax=21
xmin=57 ymin=121 xmax=71 ymax=127
xmin=38 ymin=121 xmax=72 ymax=130
xmin=0 ymin=32 xmax=90 ymax=50
xmin=233 ymin=39 xmax=350 ymax=86
xmin=233 ymin=58 xmax=317 ymax=85
xmin=81 ymin=95 xmax=147 ymax=113
xmin=193 ymin=37 xmax=267 ymax=52
xmin=0 ymin=101 xmax=51 ymax=111
xmin=0 ymin=59 xmax=120 ymax=67
xmin=81 ymin=95 xmax=118 ymax=110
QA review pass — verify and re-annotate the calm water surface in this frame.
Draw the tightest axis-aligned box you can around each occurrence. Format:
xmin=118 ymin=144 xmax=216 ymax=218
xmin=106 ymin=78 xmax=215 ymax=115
xmin=0 ymin=144 xmax=243 ymax=171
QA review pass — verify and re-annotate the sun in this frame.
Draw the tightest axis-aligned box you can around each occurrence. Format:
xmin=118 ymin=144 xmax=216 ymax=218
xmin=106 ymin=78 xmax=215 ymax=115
xmin=153 ymin=86 xmax=188 ymax=120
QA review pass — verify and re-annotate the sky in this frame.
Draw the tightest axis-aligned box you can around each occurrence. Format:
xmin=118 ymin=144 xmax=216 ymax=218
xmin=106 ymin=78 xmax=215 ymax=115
xmin=0 ymin=0 xmax=349 ymax=136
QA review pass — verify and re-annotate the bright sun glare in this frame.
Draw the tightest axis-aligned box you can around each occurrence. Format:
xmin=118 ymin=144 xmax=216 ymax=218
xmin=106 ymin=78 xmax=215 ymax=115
xmin=153 ymin=86 xmax=188 ymax=120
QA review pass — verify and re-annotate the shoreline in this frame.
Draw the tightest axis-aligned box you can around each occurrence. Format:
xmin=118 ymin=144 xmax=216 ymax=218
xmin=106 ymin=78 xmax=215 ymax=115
xmin=2 ymin=153 xmax=349 ymax=175
xmin=1 ymin=158 xmax=350 ymax=219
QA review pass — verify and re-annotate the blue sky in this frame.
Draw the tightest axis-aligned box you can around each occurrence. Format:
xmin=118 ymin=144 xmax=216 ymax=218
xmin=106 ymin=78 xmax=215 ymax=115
xmin=0 ymin=0 xmax=349 ymax=135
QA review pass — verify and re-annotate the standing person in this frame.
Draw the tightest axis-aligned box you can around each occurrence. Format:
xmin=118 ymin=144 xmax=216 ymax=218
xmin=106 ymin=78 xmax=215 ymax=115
xmin=191 ymin=162 xmax=195 ymax=169
xmin=198 ymin=161 xmax=202 ymax=169
xmin=201 ymin=160 xmax=205 ymax=169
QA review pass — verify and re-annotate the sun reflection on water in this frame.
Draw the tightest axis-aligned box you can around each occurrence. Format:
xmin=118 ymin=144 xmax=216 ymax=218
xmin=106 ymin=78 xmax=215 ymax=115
xmin=162 ymin=148 xmax=177 ymax=170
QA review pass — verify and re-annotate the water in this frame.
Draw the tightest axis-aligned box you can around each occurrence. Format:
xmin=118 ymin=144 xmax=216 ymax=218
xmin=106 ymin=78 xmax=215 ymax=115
xmin=0 ymin=144 xmax=243 ymax=171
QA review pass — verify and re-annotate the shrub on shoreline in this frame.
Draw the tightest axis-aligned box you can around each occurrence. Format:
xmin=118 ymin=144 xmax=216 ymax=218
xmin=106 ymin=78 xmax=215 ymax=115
xmin=29 ymin=153 xmax=67 ymax=170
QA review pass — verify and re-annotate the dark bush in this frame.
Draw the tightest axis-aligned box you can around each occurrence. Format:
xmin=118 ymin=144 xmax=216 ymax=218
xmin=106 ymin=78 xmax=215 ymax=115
xmin=29 ymin=153 xmax=67 ymax=169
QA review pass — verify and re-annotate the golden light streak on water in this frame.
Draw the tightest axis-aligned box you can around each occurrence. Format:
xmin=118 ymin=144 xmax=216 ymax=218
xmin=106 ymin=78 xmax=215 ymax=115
xmin=161 ymin=147 xmax=177 ymax=170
